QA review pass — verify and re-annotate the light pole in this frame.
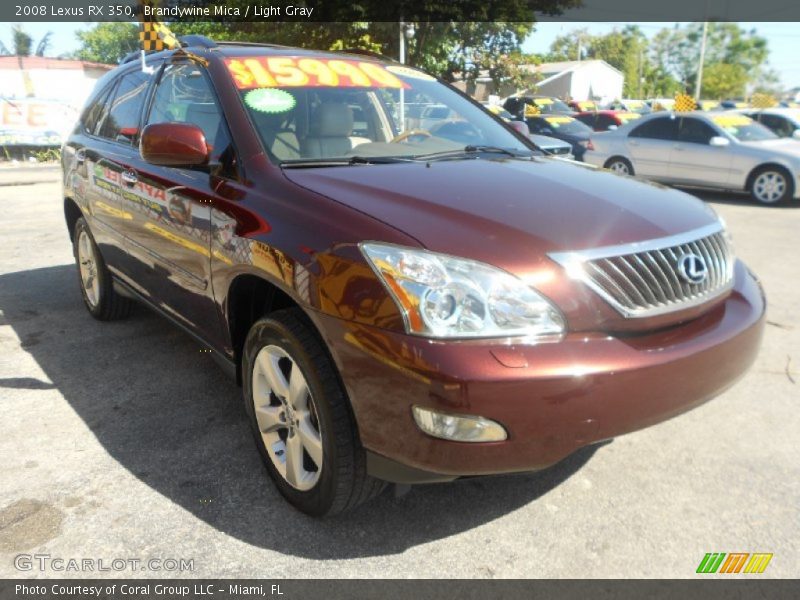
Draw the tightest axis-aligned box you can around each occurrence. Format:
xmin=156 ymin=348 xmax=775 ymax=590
xmin=398 ymin=22 xmax=415 ymax=130
xmin=695 ymin=21 xmax=709 ymax=101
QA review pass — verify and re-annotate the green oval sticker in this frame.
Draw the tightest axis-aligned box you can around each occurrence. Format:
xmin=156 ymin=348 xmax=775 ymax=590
xmin=244 ymin=88 xmax=296 ymax=114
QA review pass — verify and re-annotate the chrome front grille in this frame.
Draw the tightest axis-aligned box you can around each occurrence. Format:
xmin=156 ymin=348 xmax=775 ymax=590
xmin=549 ymin=223 xmax=734 ymax=318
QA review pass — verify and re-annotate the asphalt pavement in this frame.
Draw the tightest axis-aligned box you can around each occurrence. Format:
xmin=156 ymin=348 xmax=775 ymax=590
xmin=0 ymin=179 xmax=797 ymax=578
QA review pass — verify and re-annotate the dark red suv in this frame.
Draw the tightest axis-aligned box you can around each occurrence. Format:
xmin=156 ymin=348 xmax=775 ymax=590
xmin=62 ymin=37 xmax=765 ymax=516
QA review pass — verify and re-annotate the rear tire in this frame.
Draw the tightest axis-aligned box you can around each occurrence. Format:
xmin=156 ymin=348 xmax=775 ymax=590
xmin=749 ymin=166 xmax=793 ymax=205
xmin=72 ymin=218 xmax=132 ymax=321
xmin=605 ymin=157 xmax=634 ymax=175
xmin=242 ymin=308 xmax=385 ymax=516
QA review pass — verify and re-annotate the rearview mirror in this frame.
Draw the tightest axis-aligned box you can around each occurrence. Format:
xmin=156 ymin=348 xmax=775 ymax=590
xmin=709 ymin=136 xmax=730 ymax=147
xmin=508 ymin=120 xmax=530 ymax=137
xmin=140 ymin=123 xmax=209 ymax=167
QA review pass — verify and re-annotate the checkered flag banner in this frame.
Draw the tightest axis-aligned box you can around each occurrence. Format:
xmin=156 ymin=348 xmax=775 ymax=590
xmin=674 ymin=93 xmax=697 ymax=112
xmin=751 ymin=93 xmax=777 ymax=109
xmin=138 ymin=0 xmax=180 ymax=51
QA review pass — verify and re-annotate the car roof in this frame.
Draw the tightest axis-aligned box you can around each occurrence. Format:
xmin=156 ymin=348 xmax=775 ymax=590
xmin=744 ymin=107 xmax=800 ymax=117
xmin=122 ymin=41 xmax=397 ymax=70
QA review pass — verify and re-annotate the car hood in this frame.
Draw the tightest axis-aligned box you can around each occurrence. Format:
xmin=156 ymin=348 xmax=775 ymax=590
xmin=283 ymin=157 xmax=717 ymax=273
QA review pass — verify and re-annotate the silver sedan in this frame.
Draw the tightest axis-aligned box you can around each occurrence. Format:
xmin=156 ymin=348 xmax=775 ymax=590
xmin=584 ymin=111 xmax=800 ymax=204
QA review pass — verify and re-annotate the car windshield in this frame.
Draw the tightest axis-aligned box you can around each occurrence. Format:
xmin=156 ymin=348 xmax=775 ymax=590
xmin=624 ymin=100 xmax=651 ymax=114
xmin=711 ymin=114 xmax=778 ymax=142
xmin=526 ymin=97 xmax=573 ymax=114
xmin=224 ymin=55 xmax=534 ymax=164
xmin=529 ymin=115 xmax=592 ymax=135
xmin=617 ymin=112 xmax=642 ymax=123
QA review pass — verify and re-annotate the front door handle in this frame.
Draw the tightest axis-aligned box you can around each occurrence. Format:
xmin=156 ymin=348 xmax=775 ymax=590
xmin=121 ymin=170 xmax=138 ymax=186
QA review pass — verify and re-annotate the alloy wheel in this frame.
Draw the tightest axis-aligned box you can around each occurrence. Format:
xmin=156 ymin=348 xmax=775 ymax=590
xmin=251 ymin=345 xmax=323 ymax=491
xmin=609 ymin=160 xmax=630 ymax=174
xmin=752 ymin=171 xmax=786 ymax=204
xmin=77 ymin=230 xmax=100 ymax=308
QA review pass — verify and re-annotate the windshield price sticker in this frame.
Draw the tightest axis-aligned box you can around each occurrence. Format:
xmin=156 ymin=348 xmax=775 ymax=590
xmin=536 ymin=98 xmax=554 ymax=105
xmin=545 ymin=116 xmax=572 ymax=124
xmin=225 ymin=57 xmax=410 ymax=90
xmin=713 ymin=115 xmax=751 ymax=127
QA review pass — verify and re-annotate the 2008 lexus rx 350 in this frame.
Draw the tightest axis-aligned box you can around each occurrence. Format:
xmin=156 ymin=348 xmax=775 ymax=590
xmin=62 ymin=38 xmax=765 ymax=516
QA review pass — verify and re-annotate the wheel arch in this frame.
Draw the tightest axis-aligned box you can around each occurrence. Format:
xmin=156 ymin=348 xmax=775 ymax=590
xmin=226 ymin=273 xmax=301 ymax=385
xmin=64 ymin=196 xmax=83 ymax=242
xmin=745 ymin=162 xmax=794 ymax=192
xmin=603 ymin=155 xmax=633 ymax=172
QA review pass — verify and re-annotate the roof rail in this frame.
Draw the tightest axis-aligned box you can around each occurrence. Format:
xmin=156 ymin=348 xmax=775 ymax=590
xmin=178 ymin=35 xmax=216 ymax=48
xmin=339 ymin=48 xmax=398 ymax=63
xmin=215 ymin=40 xmax=294 ymax=49
xmin=120 ymin=51 xmax=140 ymax=65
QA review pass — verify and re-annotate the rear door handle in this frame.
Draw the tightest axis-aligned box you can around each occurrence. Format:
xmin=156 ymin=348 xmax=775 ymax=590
xmin=121 ymin=170 xmax=138 ymax=186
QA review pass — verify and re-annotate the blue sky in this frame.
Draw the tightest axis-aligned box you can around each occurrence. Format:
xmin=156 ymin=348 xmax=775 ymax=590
xmin=7 ymin=21 xmax=799 ymax=89
xmin=522 ymin=22 xmax=800 ymax=89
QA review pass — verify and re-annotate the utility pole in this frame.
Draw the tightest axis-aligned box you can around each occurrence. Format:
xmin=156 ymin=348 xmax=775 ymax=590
xmin=695 ymin=21 xmax=708 ymax=100
xmin=637 ymin=46 xmax=643 ymax=99
xmin=399 ymin=19 xmax=406 ymax=65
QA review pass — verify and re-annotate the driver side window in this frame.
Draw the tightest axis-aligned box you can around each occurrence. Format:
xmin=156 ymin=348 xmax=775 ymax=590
xmin=678 ymin=118 xmax=716 ymax=144
xmin=146 ymin=62 xmax=236 ymax=174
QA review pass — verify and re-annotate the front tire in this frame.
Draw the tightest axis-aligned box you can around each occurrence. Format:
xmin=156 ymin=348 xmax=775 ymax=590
xmin=72 ymin=218 xmax=132 ymax=321
xmin=605 ymin=157 xmax=634 ymax=175
xmin=242 ymin=308 xmax=385 ymax=516
xmin=749 ymin=166 xmax=793 ymax=205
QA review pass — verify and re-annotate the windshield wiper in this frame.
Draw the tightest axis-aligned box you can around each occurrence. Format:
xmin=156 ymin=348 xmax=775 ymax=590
xmin=414 ymin=145 xmax=529 ymax=161
xmin=281 ymin=156 xmax=415 ymax=168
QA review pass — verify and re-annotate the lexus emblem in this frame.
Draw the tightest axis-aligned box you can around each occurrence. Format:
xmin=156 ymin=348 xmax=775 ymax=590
xmin=677 ymin=253 xmax=708 ymax=284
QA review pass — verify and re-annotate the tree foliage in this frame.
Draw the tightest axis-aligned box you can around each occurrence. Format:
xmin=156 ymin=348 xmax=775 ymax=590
xmin=545 ymin=22 xmax=775 ymax=99
xmin=0 ymin=25 xmax=53 ymax=57
xmin=74 ymin=23 xmax=140 ymax=64
xmin=73 ymin=0 xmax=578 ymax=85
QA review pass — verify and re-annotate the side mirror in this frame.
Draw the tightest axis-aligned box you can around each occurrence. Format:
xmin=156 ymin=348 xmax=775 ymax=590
xmin=508 ymin=120 xmax=530 ymax=137
xmin=140 ymin=123 xmax=209 ymax=167
xmin=792 ymin=129 xmax=800 ymax=140
xmin=709 ymin=136 xmax=730 ymax=147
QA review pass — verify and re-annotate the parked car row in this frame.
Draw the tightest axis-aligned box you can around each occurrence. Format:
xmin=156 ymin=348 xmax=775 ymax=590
xmin=584 ymin=111 xmax=800 ymax=204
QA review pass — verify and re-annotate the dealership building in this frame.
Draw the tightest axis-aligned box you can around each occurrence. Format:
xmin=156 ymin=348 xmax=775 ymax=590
xmin=0 ymin=56 xmax=112 ymax=149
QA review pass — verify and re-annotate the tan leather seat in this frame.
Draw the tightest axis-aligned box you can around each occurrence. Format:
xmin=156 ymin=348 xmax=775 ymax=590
xmin=301 ymin=104 xmax=354 ymax=158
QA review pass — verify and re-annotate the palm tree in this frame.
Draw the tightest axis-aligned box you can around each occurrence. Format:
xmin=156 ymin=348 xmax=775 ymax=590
xmin=0 ymin=25 xmax=52 ymax=56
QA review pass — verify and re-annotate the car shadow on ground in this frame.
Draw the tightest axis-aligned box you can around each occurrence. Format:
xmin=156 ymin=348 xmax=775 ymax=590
xmin=676 ymin=187 xmax=800 ymax=209
xmin=0 ymin=264 xmax=602 ymax=560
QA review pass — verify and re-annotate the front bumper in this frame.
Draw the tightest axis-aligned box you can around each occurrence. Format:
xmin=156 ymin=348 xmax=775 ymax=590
xmin=311 ymin=260 xmax=765 ymax=483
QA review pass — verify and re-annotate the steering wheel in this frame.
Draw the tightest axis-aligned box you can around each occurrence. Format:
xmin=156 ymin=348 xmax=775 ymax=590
xmin=391 ymin=129 xmax=432 ymax=143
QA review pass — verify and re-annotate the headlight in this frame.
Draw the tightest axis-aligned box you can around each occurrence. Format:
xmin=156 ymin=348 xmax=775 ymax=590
xmin=360 ymin=243 xmax=565 ymax=339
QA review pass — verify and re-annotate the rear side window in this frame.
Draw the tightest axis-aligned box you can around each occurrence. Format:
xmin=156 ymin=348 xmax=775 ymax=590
xmin=81 ymin=85 xmax=113 ymax=135
xmin=629 ymin=117 xmax=678 ymax=141
xmin=97 ymin=70 xmax=152 ymax=145
xmin=760 ymin=114 xmax=794 ymax=137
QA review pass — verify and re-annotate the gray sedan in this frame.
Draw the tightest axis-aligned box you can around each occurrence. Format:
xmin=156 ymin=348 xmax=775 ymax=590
xmin=584 ymin=111 xmax=800 ymax=204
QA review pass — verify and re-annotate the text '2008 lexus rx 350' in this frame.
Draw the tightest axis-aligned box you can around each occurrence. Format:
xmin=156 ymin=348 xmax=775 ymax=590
xmin=61 ymin=38 xmax=765 ymax=516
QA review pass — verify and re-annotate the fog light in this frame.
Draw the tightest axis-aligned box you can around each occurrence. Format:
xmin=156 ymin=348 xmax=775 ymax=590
xmin=412 ymin=406 xmax=507 ymax=442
